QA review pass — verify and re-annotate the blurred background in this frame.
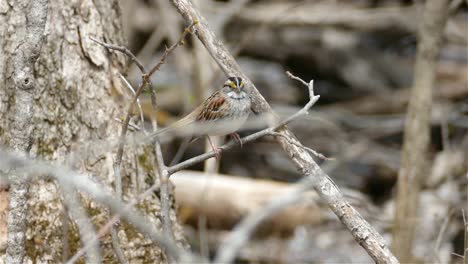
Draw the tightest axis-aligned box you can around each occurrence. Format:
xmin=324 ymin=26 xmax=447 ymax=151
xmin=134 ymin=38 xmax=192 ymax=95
xmin=122 ymin=0 xmax=467 ymax=262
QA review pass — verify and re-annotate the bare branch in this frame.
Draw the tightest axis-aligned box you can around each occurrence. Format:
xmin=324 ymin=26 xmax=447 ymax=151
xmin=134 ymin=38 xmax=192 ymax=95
xmin=114 ymin=118 xmax=141 ymax=132
xmin=151 ymin=120 xmax=174 ymax=244
xmin=465 ymin=172 xmax=468 ymax=264
xmin=110 ymin=226 xmax=129 ymax=264
xmin=286 ymin=70 xmax=309 ymax=87
xmin=169 ymin=0 xmax=399 ymax=262
xmin=144 ymin=21 xmax=197 ymax=81
xmin=60 ymin=183 xmax=101 ymax=263
xmin=89 ymin=36 xmax=146 ymax=73
xmin=118 ymin=73 xmax=145 ymax=134
xmin=429 ymin=209 xmax=454 ymax=263
xmin=136 ymin=26 xmax=165 ymax=62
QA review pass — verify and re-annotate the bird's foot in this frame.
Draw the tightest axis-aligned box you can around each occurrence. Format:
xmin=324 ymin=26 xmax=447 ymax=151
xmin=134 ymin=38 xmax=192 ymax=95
xmin=207 ymin=136 xmax=223 ymax=160
xmin=213 ymin=147 xmax=222 ymax=160
xmin=230 ymin=133 xmax=243 ymax=147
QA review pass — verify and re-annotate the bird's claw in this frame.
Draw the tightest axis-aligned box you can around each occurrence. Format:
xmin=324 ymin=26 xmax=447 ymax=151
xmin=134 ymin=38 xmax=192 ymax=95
xmin=230 ymin=133 xmax=243 ymax=147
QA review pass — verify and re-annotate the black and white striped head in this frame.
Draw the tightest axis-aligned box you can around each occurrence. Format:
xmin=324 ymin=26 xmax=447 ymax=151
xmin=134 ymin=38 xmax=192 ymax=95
xmin=223 ymin=77 xmax=245 ymax=91
xmin=223 ymin=77 xmax=246 ymax=99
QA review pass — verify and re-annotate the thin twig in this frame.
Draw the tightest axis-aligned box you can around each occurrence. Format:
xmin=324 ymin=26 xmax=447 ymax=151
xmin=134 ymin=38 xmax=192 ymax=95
xmin=465 ymin=172 xmax=468 ymax=264
xmin=429 ymin=208 xmax=454 ymax=263
xmin=452 ymin=252 xmax=465 ymax=259
xmin=61 ymin=208 xmax=70 ymax=263
xmin=60 ymin=183 xmax=102 ymax=263
xmin=111 ymin=227 xmax=128 ymax=264
xmin=143 ymin=21 xmax=197 ymax=81
xmin=286 ymin=70 xmax=309 ymax=87
xmin=90 ymin=36 xmax=146 ymax=73
xmin=135 ymin=26 xmax=165 ymax=64
xmin=151 ymin=120 xmax=175 ymax=244
xmin=169 ymin=138 xmax=192 ymax=166
xmin=118 ymin=73 xmax=145 ymax=134
xmin=114 ymin=118 xmax=141 ymax=132
xmin=154 ymin=0 xmax=194 ymax=112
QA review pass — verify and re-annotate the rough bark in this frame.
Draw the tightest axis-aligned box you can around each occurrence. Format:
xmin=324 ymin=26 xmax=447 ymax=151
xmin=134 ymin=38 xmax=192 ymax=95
xmin=0 ymin=1 xmax=48 ymax=263
xmin=170 ymin=0 xmax=399 ymax=263
xmin=0 ymin=0 xmax=185 ymax=262
xmin=391 ymin=0 xmax=450 ymax=262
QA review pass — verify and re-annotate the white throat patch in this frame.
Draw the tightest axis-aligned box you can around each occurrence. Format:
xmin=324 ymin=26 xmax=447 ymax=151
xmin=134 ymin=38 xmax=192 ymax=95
xmin=227 ymin=91 xmax=246 ymax=99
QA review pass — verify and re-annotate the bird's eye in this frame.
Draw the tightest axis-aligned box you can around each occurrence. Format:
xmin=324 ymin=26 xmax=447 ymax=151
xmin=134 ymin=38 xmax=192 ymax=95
xmin=229 ymin=82 xmax=237 ymax=88
xmin=240 ymin=81 xmax=244 ymax=88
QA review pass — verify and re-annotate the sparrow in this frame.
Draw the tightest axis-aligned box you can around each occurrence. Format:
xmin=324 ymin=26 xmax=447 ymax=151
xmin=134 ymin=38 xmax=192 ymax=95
xmin=151 ymin=77 xmax=251 ymax=156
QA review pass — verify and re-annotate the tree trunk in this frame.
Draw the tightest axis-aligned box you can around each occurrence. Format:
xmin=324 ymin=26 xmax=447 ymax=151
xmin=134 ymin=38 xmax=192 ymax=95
xmin=0 ymin=0 xmax=186 ymax=262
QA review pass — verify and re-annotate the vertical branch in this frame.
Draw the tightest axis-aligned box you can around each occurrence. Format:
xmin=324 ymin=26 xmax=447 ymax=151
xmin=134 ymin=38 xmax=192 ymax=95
xmin=465 ymin=172 xmax=468 ymax=264
xmin=110 ymin=227 xmax=128 ymax=264
xmin=391 ymin=0 xmax=450 ymax=262
xmin=151 ymin=123 xmax=174 ymax=243
xmin=6 ymin=1 xmax=49 ymax=263
xmin=60 ymin=183 xmax=101 ymax=263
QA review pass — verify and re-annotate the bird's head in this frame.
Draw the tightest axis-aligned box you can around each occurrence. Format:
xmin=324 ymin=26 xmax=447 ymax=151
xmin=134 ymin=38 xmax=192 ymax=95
xmin=224 ymin=77 xmax=245 ymax=92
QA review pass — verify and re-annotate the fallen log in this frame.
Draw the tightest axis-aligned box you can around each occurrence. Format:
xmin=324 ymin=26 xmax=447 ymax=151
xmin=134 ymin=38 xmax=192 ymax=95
xmin=172 ymin=171 xmax=374 ymax=234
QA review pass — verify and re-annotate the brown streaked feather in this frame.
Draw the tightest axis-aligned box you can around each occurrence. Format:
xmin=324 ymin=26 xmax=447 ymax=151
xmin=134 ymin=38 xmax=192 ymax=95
xmin=150 ymin=91 xmax=228 ymax=138
xmin=196 ymin=91 xmax=227 ymax=122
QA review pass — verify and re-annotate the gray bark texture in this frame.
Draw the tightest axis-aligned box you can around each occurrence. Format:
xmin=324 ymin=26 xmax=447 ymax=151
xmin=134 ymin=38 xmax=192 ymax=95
xmin=0 ymin=0 xmax=186 ymax=262
xmin=1 ymin=1 xmax=48 ymax=263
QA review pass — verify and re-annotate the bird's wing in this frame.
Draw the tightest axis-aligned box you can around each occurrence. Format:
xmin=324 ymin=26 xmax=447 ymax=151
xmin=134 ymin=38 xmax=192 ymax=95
xmin=150 ymin=90 xmax=228 ymax=139
xmin=196 ymin=91 xmax=227 ymax=121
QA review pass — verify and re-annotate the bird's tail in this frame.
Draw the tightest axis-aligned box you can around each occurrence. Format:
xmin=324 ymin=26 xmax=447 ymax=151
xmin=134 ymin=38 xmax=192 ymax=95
xmin=148 ymin=117 xmax=194 ymax=140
